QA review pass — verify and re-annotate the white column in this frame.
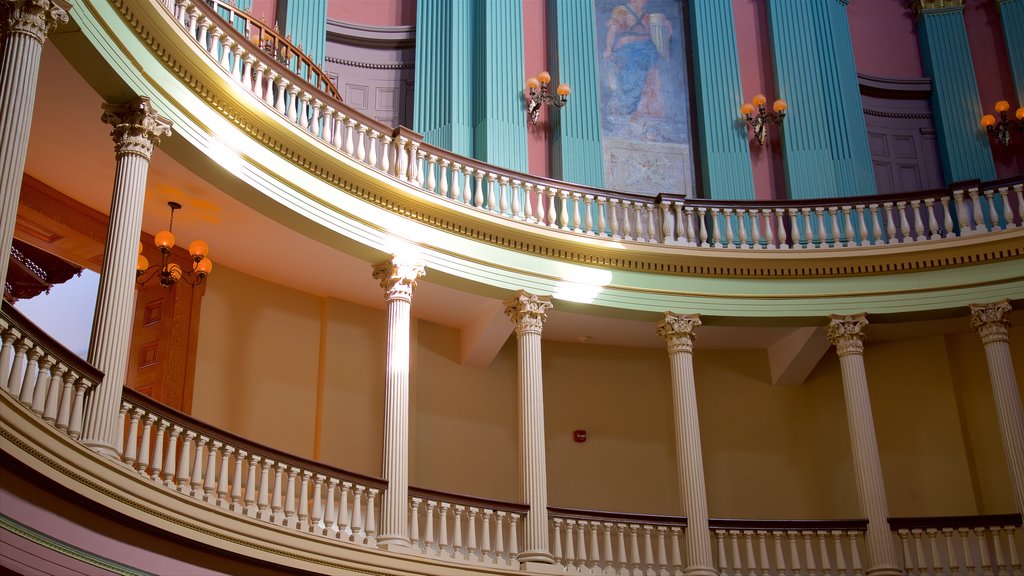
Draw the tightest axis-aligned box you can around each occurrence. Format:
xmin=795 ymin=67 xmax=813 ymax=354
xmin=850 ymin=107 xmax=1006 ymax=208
xmin=372 ymin=256 xmax=425 ymax=551
xmin=826 ymin=314 xmax=899 ymax=576
xmin=0 ymin=0 xmax=70 ymax=292
xmin=656 ymin=312 xmax=716 ymax=576
xmin=504 ymin=290 xmax=554 ymax=566
xmin=80 ymin=97 xmax=171 ymax=457
xmin=969 ymin=300 xmax=1024 ymax=517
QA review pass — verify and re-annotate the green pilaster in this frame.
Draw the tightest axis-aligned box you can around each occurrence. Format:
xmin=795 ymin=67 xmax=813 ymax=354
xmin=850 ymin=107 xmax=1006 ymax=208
xmin=548 ymin=0 xmax=603 ymax=187
xmin=689 ymin=0 xmax=754 ymax=200
xmin=998 ymin=0 xmax=1024 ymax=106
xmin=278 ymin=0 xmax=327 ymax=70
xmin=767 ymin=0 xmax=876 ymax=199
xmin=413 ymin=0 xmax=474 ymax=157
xmin=474 ymin=0 xmax=528 ymax=173
xmin=916 ymin=3 xmax=996 ymax=183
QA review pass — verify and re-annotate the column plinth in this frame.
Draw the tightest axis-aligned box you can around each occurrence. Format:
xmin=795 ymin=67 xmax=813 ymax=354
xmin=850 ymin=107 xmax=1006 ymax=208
xmin=80 ymin=97 xmax=171 ymax=457
xmin=372 ymin=256 xmax=425 ymax=551
xmin=826 ymin=314 xmax=899 ymax=576
xmin=656 ymin=313 xmax=716 ymax=576
xmin=504 ymin=290 xmax=554 ymax=565
xmin=969 ymin=301 xmax=1024 ymax=518
xmin=0 ymin=0 xmax=70 ymax=292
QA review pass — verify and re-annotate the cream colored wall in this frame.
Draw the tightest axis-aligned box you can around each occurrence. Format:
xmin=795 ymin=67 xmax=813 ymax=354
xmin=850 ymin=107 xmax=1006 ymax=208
xmin=193 ymin=267 xmax=1020 ymax=518
xmin=193 ymin=265 xmax=321 ymax=459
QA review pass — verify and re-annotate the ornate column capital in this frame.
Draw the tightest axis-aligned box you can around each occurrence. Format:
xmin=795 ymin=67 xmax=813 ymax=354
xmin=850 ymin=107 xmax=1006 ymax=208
xmin=1 ymin=0 xmax=70 ymax=44
xmin=970 ymin=300 xmax=1013 ymax=345
xmin=827 ymin=313 xmax=869 ymax=356
xmin=504 ymin=290 xmax=552 ymax=336
xmin=371 ymin=256 xmax=425 ymax=303
xmin=656 ymin=312 xmax=702 ymax=355
xmin=909 ymin=0 xmax=965 ymax=18
xmin=101 ymin=97 xmax=172 ymax=161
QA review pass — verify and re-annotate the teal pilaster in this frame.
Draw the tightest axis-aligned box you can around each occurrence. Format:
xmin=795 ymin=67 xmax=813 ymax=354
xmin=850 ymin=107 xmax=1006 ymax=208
xmin=413 ymin=0 xmax=474 ymax=157
xmin=916 ymin=4 xmax=996 ymax=183
xmin=767 ymin=0 xmax=876 ymax=199
xmin=216 ymin=0 xmax=251 ymax=34
xmin=279 ymin=0 xmax=327 ymax=69
xmin=689 ymin=0 xmax=754 ymax=200
xmin=998 ymin=0 xmax=1024 ymax=107
xmin=474 ymin=0 xmax=528 ymax=173
xmin=548 ymin=0 xmax=604 ymax=187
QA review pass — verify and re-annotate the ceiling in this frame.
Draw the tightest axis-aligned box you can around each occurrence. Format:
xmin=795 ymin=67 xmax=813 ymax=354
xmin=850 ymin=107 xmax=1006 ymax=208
xmin=20 ymin=34 xmax=1008 ymax=358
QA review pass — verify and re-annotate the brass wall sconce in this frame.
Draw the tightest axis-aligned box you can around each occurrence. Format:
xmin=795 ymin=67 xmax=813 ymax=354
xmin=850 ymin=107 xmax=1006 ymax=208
xmin=742 ymin=94 xmax=786 ymax=145
xmin=526 ymin=71 xmax=570 ymax=125
xmin=136 ymin=201 xmax=213 ymax=288
xmin=980 ymin=100 xmax=1024 ymax=147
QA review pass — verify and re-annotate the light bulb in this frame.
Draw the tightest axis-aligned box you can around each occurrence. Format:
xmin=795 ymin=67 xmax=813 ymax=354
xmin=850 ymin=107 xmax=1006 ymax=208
xmin=154 ymin=230 xmax=175 ymax=251
xmin=537 ymin=71 xmax=551 ymax=84
xmin=188 ymin=239 xmax=209 ymax=259
xmin=752 ymin=94 xmax=767 ymax=107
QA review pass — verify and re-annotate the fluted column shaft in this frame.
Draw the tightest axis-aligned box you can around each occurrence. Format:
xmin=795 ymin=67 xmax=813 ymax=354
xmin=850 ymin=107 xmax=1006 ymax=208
xmin=372 ymin=257 xmax=425 ymax=550
xmin=827 ymin=315 xmax=899 ymax=576
xmin=970 ymin=301 xmax=1024 ymax=517
xmin=0 ymin=0 xmax=69 ymax=292
xmin=81 ymin=98 xmax=171 ymax=457
xmin=505 ymin=291 xmax=554 ymax=565
xmin=657 ymin=313 xmax=715 ymax=576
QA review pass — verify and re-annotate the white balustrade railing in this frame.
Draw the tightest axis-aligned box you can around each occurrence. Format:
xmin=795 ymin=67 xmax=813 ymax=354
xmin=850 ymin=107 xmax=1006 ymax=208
xmin=149 ymin=0 xmax=1024 ymax=256
xmin=116 ymin=387 xmax=385 ymax=549
xmin=1 ymin=304 xmax=98 ymax=441
xmin=710 ymin=519 xmax=868 ymax=576
xmin=408 ymin=488 xmax=526 ymax=568
xmin=891 ymin=515 xmax=1023 ymax=576
xmin=549 ymin=508 xmax=688 ymax=575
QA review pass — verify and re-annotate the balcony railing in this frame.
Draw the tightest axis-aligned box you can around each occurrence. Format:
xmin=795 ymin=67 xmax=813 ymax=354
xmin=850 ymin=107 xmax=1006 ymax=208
xmin=157 ymin=0 xmax=1023 ymax=257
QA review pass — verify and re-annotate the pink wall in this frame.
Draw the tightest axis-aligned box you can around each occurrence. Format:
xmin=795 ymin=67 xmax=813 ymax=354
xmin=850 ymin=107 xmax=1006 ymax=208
xmin=523 ymin=0 xmax=551 ymax=178
xmin=847 ymin=1 xmax=923 ymax=79
xmin=964 ymin=0 xmax=1023 ymax=177
xmin=249 ymin=0 xmax=276 ymax=27
xmin=733 ymin=0 xmax=784 ymax=200
xmin=327 ymin=0 xmax=416 ymax=26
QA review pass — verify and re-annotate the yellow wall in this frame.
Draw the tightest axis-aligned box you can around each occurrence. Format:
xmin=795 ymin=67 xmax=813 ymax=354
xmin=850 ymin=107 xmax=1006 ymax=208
xmin=193 ymin=265 xmax=1021 ymax=519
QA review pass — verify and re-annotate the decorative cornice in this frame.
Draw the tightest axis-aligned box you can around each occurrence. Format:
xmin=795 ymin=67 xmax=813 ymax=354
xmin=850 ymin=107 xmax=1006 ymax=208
xmin=827 ymin=314 xmax=869 ymax=356
xmin=863 ymin=109 xmax=933 ymax=120
xmin=371 ymin=256 xmax=425 ymax=302
xmin=324 ymin=56 xmax=414 ymax=71
xmin=656 ymin=312 xmax=702 ymax=355
xmin=0 ymin=0 xmax=70 ymax=44
xmin=504 ymin=290 xmax=552 ymax=336
xmin=969 ymin=300 xmax=1012 ymax=345
xmin=100 ymin=97 xmax=172 ymax=161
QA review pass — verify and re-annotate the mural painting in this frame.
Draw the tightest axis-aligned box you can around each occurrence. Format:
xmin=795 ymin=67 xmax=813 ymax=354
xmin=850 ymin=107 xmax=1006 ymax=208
xmin=595 ymin=0 xmax=694 ymax=196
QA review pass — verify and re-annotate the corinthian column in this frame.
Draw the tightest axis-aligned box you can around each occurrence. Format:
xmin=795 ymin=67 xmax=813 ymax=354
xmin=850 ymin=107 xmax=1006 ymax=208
xmin=504 ymin=290 xmax=554 ymax=566
xmin=826 ymin=314 xmax=899 ymax=576
xmin=80 ymin=98 xmax=171 ymax=457
xmin=969 ymin=300 xmax=1024 ymax=517
xmin=372 ymin=256 xmax=425 ymax=550
xmin=0 ymin=0 xmax=70 ymax=292
xmin=656 ymin=312 xmax=715 ymax=576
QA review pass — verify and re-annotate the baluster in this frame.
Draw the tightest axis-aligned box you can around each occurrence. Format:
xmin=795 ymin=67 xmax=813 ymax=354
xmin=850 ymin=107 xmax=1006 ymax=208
xmin=0 ymin=327 xmax=19 ymax=392
xmin=598 ymin=197 xmax=609 ymax=236
xmin=438 ymin=502 xmax=450 ymax=557
xmin=832 ymin=531 xmax=847 ymax=576
xmin=190 ymin=436 xmax=209 ymax=499
xmin=123 ymin=407 xmax=143 ymax=467
xmin=425 ymin=500 xmax=438 ymax=555
xmin=646 ymin=204 xmax=657 ymax=242
xmin=758 ymin=209 xmax=773 ymax=249
xmin=41 ymin=363 xmax=65 ymax=423
xmin=413 ymin=146 xmax=425 ymax=187
xmin=837 ymin=206 xmax=853 ymax=247
xmin=365 ymin=488 xmax=379 ymax=546
xmin=722 ymin=209 xmax=734 ymax=248
xmin=1009 ymin=184 xmax=1024 ymax=227
xmin=452 ymin=505 xmax=465 ymax=559
xmin=380 ymin=135 xmax=393 ymax=173
xmin=494 ymin=510 xmax=506 ymax=564
xmin=524 ymin=183 xmax=536 ymax=222
xmin=803 ymin=531 xmax=818 ymax=576
xmin=941 ymin=529 xmax=958 ymax=576
xmin=729 ymin=531 xmax=744 ymax=575
xmin=1004 ymin=525 xmax=1021 ymax=576
xmin=716 ymin=531 xmax=729 ymax=576
xmin=824 ymin=207 xmax=839 ymax=247
xmin=660 ymin=203 xmax=673 ymax=242
xmin=203 ymin=440 xmax=221 ymax=503
xmin=462 ymin=165 xmax=473 ymax=205
xmin=817 ymin=531 xmax=831 ymax=576
xmin=630 ymin=525 xmax=643 ymax=574
xmin=757 ymin=531 xmax=771 ymax=576
xmin=285 ymin=86 xmax=301 ymax=123
xmin=338 ymin=482 xmax=352 ymax=539
xmin=475 ymin=170 xmax=486 ymax=208
xmin=223 ymin=38 xmax=237 ymax=75
xmin=327 ymin=110 xmax=342 ymax=149
xmin=673 ymin=203 xmax=686 ymax=244
xmin=512 ymin=180 xmax=524 ymax=220
xmin=256 ymin=458 xmax=274 ymax=521
xmin=227 ymin=448 xmax=243 ymax=512
xmin=64 ymin=377 xmax=88 ymax=440
xmin=309 ymin=474 xmax=324 ymax=532
xmin=176 ymin=431 xmax=195 ymax=494
xmin=869 ymin=204 xmax=886 ymax=245
xmin=789 ymin=531 xmax=803 ymax=576
xmin=254 ymin=63 xmax=269 ymax=102
xmin=351 ymin=485 xmax=365 ymax=544
xmin=570 ymin=193 xmax=583 ymax=232
xmin=746 ymin=210 xmax=760 ymax=249
xmin=163 ymin=425 xmax=182 ymax=488
xmin=913 ymin=529 xmax=929 ymax=576
xmin=582 ymin=195 xmax=595 ymax=235
xmin=211 ymin=29 xmax=226 ymax=66
xmin=923 ymin=529 xmax=940 ymax=576
xmin=271 ymin=76 xmax=287 ymax=115
xmin=665 ymin=526 xmax=679 ymax=576
xmin=968 ymin=187 xmax=986 ymax=232
xmin=509 ymin=514 xmax=520 ymax=564
xmin=812 ymin=207 xmax=826 ymax=247
xmin=744 ymin=531 xmax=758 ymax=576
xmin=560 ymin=191 xmax=571 ymax=231
xmin=150 ymin=419 xmax=168 ymax=481
xmin=710 ymin=208 xmax=723 ymax=247
xmin=547 ymin=188 xmax=559 ymax=228
xmin=354 ymin=125 xmax=367 ymax=163
xmin=54 ymin=370 xmax=77 ymax=433
xmin=6 ymin=337 xmax=30 ymax=397
xmin=405 ymin=498 xmax=419 ymax=551
xmin=16 ymin=346 xmax=41 ymax=406
xmin=960 ymin=527 xmax=977 ymax=576
xmin=322 ymin=478 xmax=338 ymax=534
xmin=241 ymin=54 xmax=255 ymax=93
xmin=609 ymin=199 xmax=620 ymax=239
xmin=552 ymin=518 xmax=565 ymax=566
xmin=197 ymin=18 xmax=211 ymax=53
xmin=296 ymin=470 xmax=311 ymax=530
xmin=899 ymin=530 xmax=915 ymax=576
xmin=797 ymin=208 xmax=812 ymax=248
xmin=590 ymin=522 xmax=602 ymax=571
xmin=242 ymin=454 xmax=260 ymax=517
xmin=984 ymin=189 xmax=1001 ymax=230
xmin=773 ymin=532 xmax=787 ymax=576
xmin=606 ymin=523 xmax=619 ymax=574
xmin=421 ymin=154 xmax=436 ymax=193
xmin=882 ymin=202 xmax=897 ymax=244
xmin=920 ymin=198 xmax=938 ymax=240
xmin=449 ymin=162 xmax=461 ymax=202
xmin=976 ymin=527 xmax=993 ymax=576
xmin=212 ymin=444 xmax=231 ymax=507
xmin=29 ymin=355 xmax=52 ymax=414
xmin=643 ymin=525 xmax=655 ymax=574
xmin=617 ymin=524 xmax=630 ymax=574
xmin=907 ymin=200 xmax=925 ymax=242
xmin=341 ymin=118 xmax=356 ymax=156
xmin=467 ymin=507 xmax=479 ymax=562
xmin=696 ymin=207 xmax=708 ymax=246
xmin=112 ymin=401 xmax=130 ymax=457
xmin=188 ymin=8 xmax=201 ymax=40
xmin=499 ymin=177 xmax=510 ymax=216
xmin=784 ymin=209 xmax=799 ymax=248
xmin=269 ymin=463 xmax=288 ymax=524
xmin=951 ymin=189 xmax=970 ymax=235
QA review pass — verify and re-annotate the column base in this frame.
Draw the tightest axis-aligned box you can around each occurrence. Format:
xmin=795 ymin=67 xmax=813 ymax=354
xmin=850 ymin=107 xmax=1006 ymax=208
xmin=866 ymin=565 xmax=903 ymax=576
xmin=81 ymin=440 xmax=120 ymax=461
xmin=520 ymin=561 xmax=562 ymax=574
xmin=376 ymin=536 xmax=413 ymax=553
xmin=683 ymin=565 xmax=719 ymax=576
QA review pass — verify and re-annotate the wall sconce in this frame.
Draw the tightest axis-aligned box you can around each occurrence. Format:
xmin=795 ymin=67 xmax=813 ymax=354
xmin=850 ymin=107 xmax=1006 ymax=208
xmin=137 ymin=201 xmax=213 ymax=288
xmin=741 ymin=94 xmax=786 ymax=145
xmin=980 ymin=100 xmax=1024 ymax=147
xmin=526 ymin=71 xmax=570 ymax=125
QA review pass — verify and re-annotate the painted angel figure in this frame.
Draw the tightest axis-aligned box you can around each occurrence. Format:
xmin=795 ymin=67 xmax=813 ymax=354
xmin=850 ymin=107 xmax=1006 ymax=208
xmin=602 ymin=0 xmax=672 ymax=118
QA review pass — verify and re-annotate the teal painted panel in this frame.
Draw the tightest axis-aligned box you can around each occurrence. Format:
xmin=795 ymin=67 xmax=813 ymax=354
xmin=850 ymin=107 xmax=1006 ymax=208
xmin=282 ymin=0 xmax=327 ymax=71
xmin=917 ymin=7 xmax=996 ymax=183
xmin=413 ymin=0 xmax=474 ymax=158
xmin=548 ymin=0 xmax=604 ymax=188
xmin=474 ymin=0 xmax=528 ymax=173
xmin=689 ymin=0 xmax=754 ymax=200
xmin=1000 ymin=0 xmax=1024 ymax=106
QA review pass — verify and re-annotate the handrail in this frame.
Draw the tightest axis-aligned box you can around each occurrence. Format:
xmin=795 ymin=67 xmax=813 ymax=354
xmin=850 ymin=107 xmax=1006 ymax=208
xmin=204 ymin=0 xmax=341 ymax=100
xmin=708 ymin=517 xmax=868 ymax=531
xmin=2 ymin=302 xmax=102 ymax=385
xmin=549 ymin=505 xmax=687 ymax=527
xmin=888 ymin=513 xmax=1022 ymax=531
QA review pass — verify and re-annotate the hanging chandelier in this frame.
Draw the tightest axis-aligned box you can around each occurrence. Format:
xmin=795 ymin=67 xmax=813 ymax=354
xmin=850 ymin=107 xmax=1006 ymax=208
xmin=136 ymin=201 xmax=213 ymax=288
